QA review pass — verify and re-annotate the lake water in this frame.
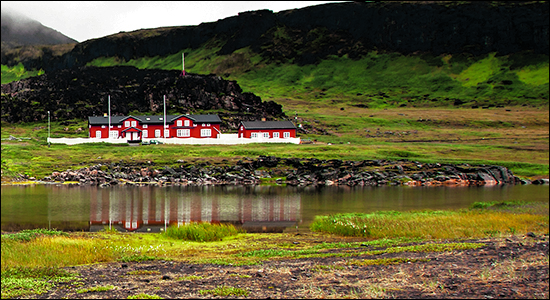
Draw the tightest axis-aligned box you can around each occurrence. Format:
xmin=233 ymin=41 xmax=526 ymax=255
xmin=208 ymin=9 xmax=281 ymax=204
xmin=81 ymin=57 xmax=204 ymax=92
xmin=2 ymin=184 xmax=548 ymax=233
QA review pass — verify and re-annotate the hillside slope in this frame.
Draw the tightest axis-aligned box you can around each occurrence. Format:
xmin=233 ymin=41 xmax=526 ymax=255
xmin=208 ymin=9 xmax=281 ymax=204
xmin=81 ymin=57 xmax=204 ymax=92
xmin=1 ymin=1 xmax=548 ymax=121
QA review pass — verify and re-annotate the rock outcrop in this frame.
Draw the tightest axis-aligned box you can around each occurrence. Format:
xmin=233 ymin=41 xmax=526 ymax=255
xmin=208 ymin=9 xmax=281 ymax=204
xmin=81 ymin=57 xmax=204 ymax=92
xmin=24 ymin=157 xmax=539 ymax=188
xmin=1 ymin=66 xmax=286 ymax=127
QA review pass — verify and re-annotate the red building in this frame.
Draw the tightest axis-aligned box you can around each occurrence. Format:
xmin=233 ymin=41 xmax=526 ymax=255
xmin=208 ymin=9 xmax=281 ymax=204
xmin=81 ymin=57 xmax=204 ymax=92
xmin=88 ymin=114 xmax=222 ymax=140
xmin=238 ymin=120 xmax=297 ymax=139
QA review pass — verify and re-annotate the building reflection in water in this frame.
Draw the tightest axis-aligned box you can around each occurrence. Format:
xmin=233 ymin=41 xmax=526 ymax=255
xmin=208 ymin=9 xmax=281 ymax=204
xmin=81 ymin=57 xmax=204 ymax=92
xmin=89 ymin=185 xmax=301 ymax=233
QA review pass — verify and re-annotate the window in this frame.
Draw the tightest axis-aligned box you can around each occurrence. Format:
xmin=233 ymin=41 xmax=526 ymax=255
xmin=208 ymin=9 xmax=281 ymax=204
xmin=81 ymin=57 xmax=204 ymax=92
xmin=164 ymin=129 xmax=170 ymax=138
xmin=118 ymin=125 xmax=121 ymax=128
xmin=143 ymin=124 xmax=148 ymax=128
xmin=251 ymin=132 xmax=259 ymax=138
xmin=101 ymin=125 xmax=105 ymax=128
xmin=96 ymin=131 xmax=102 ymax=138
xmin=143 ymin=130 xmax=148 ymax=138
xmin=284 ymin=132 xmax=290 ymax=138
xmin=273 ymin=132 xmax=280 ymax=138
xmin=207 ymin=123 xmax=210 ymax=127
xmin=200 ymin=129 xmax=211 ymax=137
xmin=109 ymin=131 xmax=118 ymax=139
xmin=177 ymin=120 xmax=182 ymax=126
xmin=184 ymin=120 xmax=190 ymax=126
xmin=131 ymin=121 xmax=137 ymax=127
xmin=155 ymin=129 xmax=161 ymax=138
xmin=177 ymin=129 xmax=190 ymax=137
xmin=263 ymin=132 xmax=270 ymax=138
xmin=125 ymin=121 xmax=130 ymax=127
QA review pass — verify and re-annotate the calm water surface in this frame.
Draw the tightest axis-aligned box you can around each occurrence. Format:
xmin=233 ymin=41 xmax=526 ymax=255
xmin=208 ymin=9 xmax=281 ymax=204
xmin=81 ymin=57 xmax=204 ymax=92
xmin=2 ymin=184 xmax=548 ymax=232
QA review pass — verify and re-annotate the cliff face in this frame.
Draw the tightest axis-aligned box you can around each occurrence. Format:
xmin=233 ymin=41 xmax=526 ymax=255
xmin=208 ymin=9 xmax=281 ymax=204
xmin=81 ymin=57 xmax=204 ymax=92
xmin=2 ymin=1 xmax=548 ymax=72
xmin=1 ymin=66 xmax=285 ymax=127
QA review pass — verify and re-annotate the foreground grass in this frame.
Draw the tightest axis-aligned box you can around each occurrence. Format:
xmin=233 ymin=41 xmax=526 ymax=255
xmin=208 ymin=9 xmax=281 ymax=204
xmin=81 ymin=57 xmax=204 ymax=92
xmin=310 ymin=201 xmax=549 ymax=239
xmin=1 ymin=201 xmax=548 ymax=298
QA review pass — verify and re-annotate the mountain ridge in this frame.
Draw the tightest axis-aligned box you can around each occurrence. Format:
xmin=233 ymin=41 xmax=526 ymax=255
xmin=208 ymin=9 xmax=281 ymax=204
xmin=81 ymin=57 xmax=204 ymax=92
xmin=1 ymin=1 xmax=548 ymax=72
xmin=1 ymin=7 xmax=77 ymax=48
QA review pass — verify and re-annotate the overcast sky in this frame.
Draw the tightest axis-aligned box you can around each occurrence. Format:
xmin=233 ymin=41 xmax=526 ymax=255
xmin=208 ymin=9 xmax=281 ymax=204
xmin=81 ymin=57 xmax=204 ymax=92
xmin=2 ymin=1 xmax=343 ymax=43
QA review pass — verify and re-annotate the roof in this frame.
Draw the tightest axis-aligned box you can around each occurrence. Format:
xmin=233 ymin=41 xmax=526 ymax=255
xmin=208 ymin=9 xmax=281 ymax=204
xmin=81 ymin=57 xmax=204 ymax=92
xmin=88 ymin=114 xmax=221 ymax=125
xmin=240 ymin=121 xmax=297 ymax=130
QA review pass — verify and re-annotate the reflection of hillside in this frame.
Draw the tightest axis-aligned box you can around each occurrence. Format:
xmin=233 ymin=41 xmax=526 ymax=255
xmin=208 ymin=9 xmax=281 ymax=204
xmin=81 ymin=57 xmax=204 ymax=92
xmin=89 ymin=186 xmax=301 ymax=232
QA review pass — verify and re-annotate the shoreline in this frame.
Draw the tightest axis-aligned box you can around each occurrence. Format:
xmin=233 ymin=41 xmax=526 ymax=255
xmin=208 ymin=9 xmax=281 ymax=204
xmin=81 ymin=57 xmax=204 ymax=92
xmin=2 ymin=156 xmax=549 ymax=187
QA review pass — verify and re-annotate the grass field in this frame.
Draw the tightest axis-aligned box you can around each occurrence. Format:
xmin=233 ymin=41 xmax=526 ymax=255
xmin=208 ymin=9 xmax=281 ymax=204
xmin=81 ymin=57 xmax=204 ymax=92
xmin=1 ymin=105 xmax=548 ymax=180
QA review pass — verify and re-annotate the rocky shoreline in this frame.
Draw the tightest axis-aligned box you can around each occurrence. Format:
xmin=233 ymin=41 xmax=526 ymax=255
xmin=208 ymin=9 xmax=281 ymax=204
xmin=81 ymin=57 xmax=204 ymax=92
xmin=13 ymin=156 xmax=549 ymax=187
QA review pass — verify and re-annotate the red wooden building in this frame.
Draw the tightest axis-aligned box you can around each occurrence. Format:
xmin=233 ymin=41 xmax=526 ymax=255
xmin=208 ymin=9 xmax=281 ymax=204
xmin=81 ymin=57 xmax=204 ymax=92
xmin=238 ymin=120 xmax=297 ymax=139
xmin=88 ymin=114 xmax=222 ymax=140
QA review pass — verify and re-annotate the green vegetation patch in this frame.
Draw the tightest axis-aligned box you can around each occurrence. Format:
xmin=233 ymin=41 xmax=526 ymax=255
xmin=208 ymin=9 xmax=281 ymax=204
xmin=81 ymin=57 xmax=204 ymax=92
xmin=127 ymin=293 xmax=164 ymax=299
xmin=1 ymin=267 xmax=79 ymax=299
xmin=164 ymin=222 xmax=241 ymax=242
xmin=1 ymin=63 xmax=44 ymax=84
xmin=310 ymin=205 xmax=549 ymax=239
xmin=0 ymin=228 xmax=68 ymax=242
xmin=76 ymin=284 xmax=115 ymax=294
xmin=347 ymin=257 xmax=431 ymax=266
xmin=198 ymin=285 xmax=249 ymax=297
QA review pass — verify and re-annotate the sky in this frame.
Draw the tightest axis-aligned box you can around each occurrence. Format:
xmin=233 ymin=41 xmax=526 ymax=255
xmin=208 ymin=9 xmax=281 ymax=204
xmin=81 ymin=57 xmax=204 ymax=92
xmin=1 ymin=1 xmax=343 ymax=43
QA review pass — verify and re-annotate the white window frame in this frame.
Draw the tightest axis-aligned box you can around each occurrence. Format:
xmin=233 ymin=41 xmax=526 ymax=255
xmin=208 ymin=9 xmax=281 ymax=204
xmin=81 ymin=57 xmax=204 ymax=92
xmin=109 ymin=131 xmax=118 ymax=139
xmin=131 ymin=121 xmax=137 ymax=127
xmin=177 ymin=120 xmax=182 ymax=126
xmin=142 ymin=130 xmax=148 ymax=138
xmin=101 ymin=125 xmax=105 ymax=128
xmin=155 ymin=129 xmax=161 ymax=138
xmin=177 ymin=129 xmax=190 ymax=137
xmin=184 ymin=120 xmax=190 ymax=126
xmin=143 ymin=124 xmax=148 ymax=128
xmin=164 ymin=129 xmax=170 ymax=138
xmin=125 ymin=121 xmax=130 ymax=127
xmin=273 ymin=132 xmax=280 ymax=138
xmin=96 ymin=131 xmax=102 ymax=138
xmin=284 ymin=132 xmax=290 ymax=138
xmin=200 ymin=129 xmax=211 ymax=137
xmin=118 ymin=125 xmax=121 ymax=128
xmin=262 ymin=132 xmax=270 ymax=138
xmin=251 ymin=132 xmax=259 ymax=138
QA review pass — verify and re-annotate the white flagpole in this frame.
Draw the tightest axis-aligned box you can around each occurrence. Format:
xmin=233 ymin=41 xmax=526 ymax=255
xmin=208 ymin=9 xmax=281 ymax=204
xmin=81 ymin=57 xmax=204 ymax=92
xmin=182 ymin=52 xmax=185 ymax=76
xmin=108 ymin=95 xmax=111 ymax=139
xmin=163 ymin=95 xmax=166 ymax=142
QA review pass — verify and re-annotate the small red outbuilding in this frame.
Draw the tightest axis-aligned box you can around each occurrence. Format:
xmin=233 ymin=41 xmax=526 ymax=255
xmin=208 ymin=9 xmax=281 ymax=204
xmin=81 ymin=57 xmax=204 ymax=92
xmin=238 ymin=120 xmax=297 ymax=139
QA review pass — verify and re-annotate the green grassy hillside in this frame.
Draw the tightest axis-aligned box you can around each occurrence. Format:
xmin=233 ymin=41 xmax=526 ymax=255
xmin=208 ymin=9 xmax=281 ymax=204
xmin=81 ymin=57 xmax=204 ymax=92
xmin=81 ymin=46 xmax=549 ymax=111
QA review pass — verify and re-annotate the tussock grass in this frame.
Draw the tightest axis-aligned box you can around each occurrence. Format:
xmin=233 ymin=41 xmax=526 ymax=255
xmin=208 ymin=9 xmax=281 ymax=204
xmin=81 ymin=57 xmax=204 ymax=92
xmin=310 ymin=202 xmax=549 ymax=239
xmin=164 ymin=222 xmax=242 ymax=242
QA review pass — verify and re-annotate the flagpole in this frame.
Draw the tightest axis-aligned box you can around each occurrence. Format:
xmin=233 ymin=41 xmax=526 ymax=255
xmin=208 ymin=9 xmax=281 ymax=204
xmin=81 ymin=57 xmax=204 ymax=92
xmin=182 ymin=52 xmax=185 ymax=76
xmin=163 ymin=95 xmax=166 ymax=143
xmin=108 ymin=95 xmax=111 ymax=139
